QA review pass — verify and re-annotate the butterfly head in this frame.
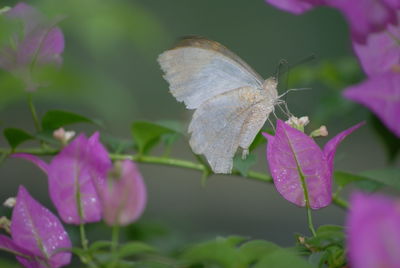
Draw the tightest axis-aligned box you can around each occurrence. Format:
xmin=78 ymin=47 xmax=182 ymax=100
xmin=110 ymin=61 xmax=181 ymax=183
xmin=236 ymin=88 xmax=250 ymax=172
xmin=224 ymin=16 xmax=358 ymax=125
xmin=263 ymin=77 xmax=279 ymax=103
xmin=263 ymin=77 xmax=278 ymax=90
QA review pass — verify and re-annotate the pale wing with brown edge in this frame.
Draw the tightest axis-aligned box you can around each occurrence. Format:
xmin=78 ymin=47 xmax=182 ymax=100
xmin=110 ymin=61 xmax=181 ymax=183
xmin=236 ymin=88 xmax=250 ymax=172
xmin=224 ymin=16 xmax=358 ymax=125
xmin=188 ymin=86 xmax=274 ymax=174
xmin=157 ymin=37 xmax=264 ymax=109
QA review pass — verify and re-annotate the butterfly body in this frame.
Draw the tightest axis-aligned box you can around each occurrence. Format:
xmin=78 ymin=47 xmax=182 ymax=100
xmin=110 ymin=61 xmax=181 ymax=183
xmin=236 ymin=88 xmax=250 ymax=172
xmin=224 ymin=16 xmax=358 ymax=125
xmin=158 ymin=37 xmax=279 ymax=174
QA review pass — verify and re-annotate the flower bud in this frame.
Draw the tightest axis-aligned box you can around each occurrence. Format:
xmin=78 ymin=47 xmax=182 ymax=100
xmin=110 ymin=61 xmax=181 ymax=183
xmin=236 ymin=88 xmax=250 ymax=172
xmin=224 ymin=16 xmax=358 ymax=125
xmin=99 ymin=160 xmax=147 ymax=226
xmin=0 ymin=216 xmax=11 ymax=233
xmin=0 ymin=7 xmax=10 ymax=14
xmin=3 ymin=197 xmax=16 ymax=208
xmin=310 ymin=125 xmax=328 ymax=137
xmin=285 ymin=116 xmax=310 ymax=132
xmin=53 ymin=128 xmax=76 ymax=145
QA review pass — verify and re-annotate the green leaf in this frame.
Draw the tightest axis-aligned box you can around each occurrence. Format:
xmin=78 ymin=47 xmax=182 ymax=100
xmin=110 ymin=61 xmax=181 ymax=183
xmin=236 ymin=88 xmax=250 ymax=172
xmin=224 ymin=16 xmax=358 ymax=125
xmin=233 ymin=154 xmax=257 ymax=177
xmin=3 ymin=128 xmax=34 ymax=149
xmin=125 ymin=221 xmax=169 ymax=242
xmin=222 ymin=235 xmax=248 ymax=247
xmin=117 ymin=241 xmax=155 ymax=258
xmin=334 ymin=169 xmax=400 ymax=192
xmin=360 ymin=168 xmax=400 ymax=191
xmin=181 ymin=236 xmax=247 ymax=267
xmin=68 ymin=247 xmax=87 ymax=257
xmin=239 ymin=240 xmax=280 ymax=265
xmin=101 ymin=135 xmax=135 ymax=154
xmin=253 ymin=248 xmax=312 ymax=268
xmin=249 ymin=131 xmax=269 ymax=152
xmin=133 ymin=260 xmax=175 ymax=268
xmin=34 ymin=130 xmax=60 ymax=146
xmin=88 ymin=240 xmax=113 ymax=253
xmin=334 ymin=171 xmax=382 ymax=192
xmin=306 ymin=225 xmax=345 ymax=249
xmin=131 ymin=121 xmax=180 ymax=154
xmin=316 ymin=225 xmax=344 ymax=236
xmin=0 ymin=257 xmax=22 ymax=268
xmin=334 ymin=171 xmax=370 ymax=188
xmin=319 ymin=246 xmax=346 ymax=268
xmin=156 ymin=120 xmax=185 ymax=134
xmin=41 ymin=110 xmax=101 ymax=131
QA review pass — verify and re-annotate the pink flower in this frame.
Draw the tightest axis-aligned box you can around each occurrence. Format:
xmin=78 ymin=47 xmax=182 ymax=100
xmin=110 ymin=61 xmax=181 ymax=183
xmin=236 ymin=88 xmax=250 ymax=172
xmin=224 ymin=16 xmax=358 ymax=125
xmin=98 ymin=160 xmax=147 ymax=226
xmin=263 ymin=120 xmax=363 ymax=209
xmin=346 ymin=192 xmax=400 ymax=268
xmin=265 ymin=0 xmax=399 ymax=43
xmin=0 ymin=2 xmax=64 ymax=91
xmin=343 ymin=13 xmax=400 ymax=138
xmin=352 ymin=22 xmax=400 ymax=76
xmin=13 ymin=132 xmax=112 ymax=224
xmin=0 ymin=186 xmax=71 ymax=268
xmin=264 ymin=0 xmax=323 ymax=15
xmin=343 ymin=72 xmax=400 ymax=137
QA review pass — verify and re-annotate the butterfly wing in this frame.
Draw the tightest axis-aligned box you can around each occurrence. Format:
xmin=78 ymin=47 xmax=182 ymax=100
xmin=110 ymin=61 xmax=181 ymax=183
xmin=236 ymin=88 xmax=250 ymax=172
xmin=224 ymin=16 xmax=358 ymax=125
xmin=158 ymin=37 xmax=264 ymax=109
xmin=189 ymin=86 xmax=274 ymax=173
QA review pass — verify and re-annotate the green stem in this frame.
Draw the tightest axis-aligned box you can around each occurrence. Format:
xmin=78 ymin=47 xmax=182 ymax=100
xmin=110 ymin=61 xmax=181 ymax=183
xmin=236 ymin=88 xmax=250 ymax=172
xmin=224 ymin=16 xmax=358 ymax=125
xmin=0 ymin=151 xmax=9 ymax=166
xmin=28 ymin=94 xmax=41 ymax=132
xmin=109 ymin=154 xmax=273 ymax=183
xmin=332 ymin=194 xmax=348 ymax=209
xmin=109 ymin=225 xmax=120 ymax=268
xmin=298 ymin=170 xmax=317 ymax=237
xmin=111 ymin=225 xmax=120 ymax=253
xmin=2 ymin=147 xmax=347 ymax=210
xmin=79 ymin=223 xmax=97 ymax=267
xmin=0 ymin=147 xmax=57 ymax=155
xmin=306 ymin=206 xmax=317 ymax=237
xmin=79 ymin=223 xmax=88 ymax=251
xmin=282 ymin=128 xmax=318 ymax=237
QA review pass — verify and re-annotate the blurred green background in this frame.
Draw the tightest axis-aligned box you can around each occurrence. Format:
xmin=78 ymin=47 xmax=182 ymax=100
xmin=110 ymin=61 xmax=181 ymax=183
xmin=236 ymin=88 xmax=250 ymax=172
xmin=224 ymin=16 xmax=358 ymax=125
xmin=0 ymin=0 xmax=398 ymax=264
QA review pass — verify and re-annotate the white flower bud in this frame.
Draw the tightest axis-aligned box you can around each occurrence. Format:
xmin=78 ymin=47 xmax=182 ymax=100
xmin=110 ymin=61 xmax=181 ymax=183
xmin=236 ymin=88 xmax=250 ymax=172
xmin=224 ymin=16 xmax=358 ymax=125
xmin=298 ymin=116 xmax=310 ymax=126
xmin=310 ymin=125 xmax=329 ymax=137
xmin=0 ymin=216 xmax=11 ymax=233
xmin=3 ymin=197 xmax=16 ymax=208
xmin=285 ymin=116 xmax=310 ymax=132
xmin=0 ymin=7 xmax=10 ymax=14
xmin=53 ymin=128 xmax=76 ymax=145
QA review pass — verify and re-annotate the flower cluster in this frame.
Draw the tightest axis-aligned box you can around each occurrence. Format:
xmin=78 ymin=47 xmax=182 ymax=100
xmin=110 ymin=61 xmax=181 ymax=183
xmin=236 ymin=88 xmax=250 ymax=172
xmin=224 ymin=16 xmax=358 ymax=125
xmin=264 ymin=1 xmax=400 ymax=266
xmin=344 ymin=22 xmax=400 ymax=137
xmin=0 ymin=132 xmax=147 ymax=267
xmin=14 ymin=132 xmax=147 ymax=226
xmin=265 ymin=0 xmax=400 ymax=137
xmin=0 ymin=2 xmax=64 ymax=91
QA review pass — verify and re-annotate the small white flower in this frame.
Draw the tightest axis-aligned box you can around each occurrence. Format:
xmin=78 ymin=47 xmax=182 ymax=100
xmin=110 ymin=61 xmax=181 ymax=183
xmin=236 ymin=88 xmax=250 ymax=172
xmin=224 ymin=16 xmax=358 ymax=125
xmin=53 ymin=128 xmax=76 ymax=145
xmin=311 ymin=125 xmax=329 ymax=137
xmin=3 ymin=197 xmax=16 ymax=208
xmin=0 ymin=216 xmax=11 ymax=233
xmin=298 ymin=116 xmax=310 ymax=126
xmin=0 ymin=7 xmax=10 ymax=14
xmin=285 ymin=116 xmax=310 ymax=131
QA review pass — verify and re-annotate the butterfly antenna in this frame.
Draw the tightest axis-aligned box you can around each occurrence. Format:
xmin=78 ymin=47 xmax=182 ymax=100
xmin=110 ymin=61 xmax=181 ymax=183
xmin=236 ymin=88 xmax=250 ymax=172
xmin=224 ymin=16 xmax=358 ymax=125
xmin=289 ymin=54 xmax=316 ymax=69
xmin=275 ymin=54 xmax=316 ymax=77
xmin=278 ymin=87 xmax=312 ymax=99
xmin=274 ymin=59 xmax=289 ymax=80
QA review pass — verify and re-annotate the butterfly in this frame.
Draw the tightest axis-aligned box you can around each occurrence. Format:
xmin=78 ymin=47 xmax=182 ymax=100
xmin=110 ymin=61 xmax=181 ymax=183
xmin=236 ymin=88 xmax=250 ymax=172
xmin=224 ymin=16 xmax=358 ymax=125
xmin=158 ymin=37 xmax=280 ymax=174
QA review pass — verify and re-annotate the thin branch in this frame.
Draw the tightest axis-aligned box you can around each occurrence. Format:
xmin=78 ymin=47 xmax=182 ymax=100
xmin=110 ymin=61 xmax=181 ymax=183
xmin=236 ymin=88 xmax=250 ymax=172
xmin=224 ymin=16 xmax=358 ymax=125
xmin=1 ymin=147 xmax=347 ymax=209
